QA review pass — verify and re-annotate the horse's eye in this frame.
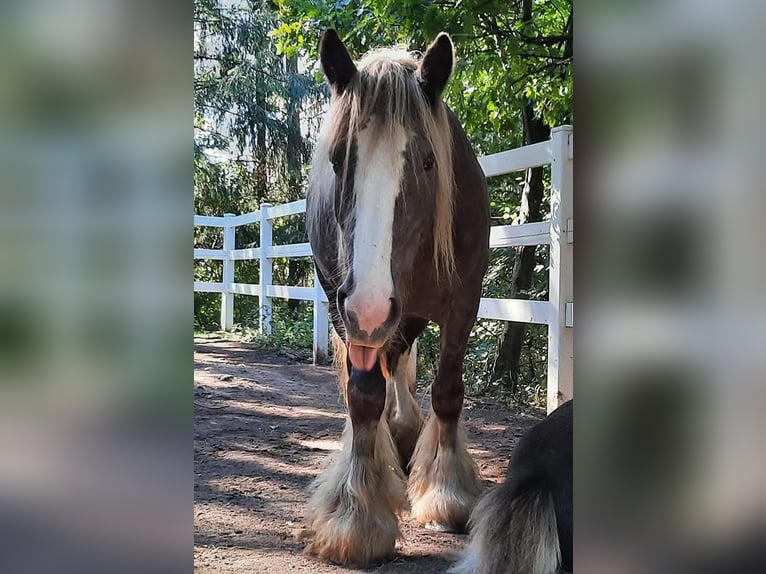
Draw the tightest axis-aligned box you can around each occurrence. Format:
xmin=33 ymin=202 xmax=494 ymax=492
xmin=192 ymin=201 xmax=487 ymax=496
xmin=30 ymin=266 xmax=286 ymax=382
xmin=423 ymin=155 xmax=435 ymax=171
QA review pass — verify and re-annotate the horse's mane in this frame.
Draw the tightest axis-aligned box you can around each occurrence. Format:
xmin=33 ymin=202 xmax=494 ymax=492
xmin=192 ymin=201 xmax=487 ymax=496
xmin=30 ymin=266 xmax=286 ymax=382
xmin=311 ymin=47 xmax=455 ymax=280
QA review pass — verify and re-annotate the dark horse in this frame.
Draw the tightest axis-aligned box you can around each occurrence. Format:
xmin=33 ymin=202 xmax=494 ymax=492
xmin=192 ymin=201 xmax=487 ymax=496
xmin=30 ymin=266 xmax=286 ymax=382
xmin=304 ymin=29 xmax=490 ymax=566
xmin=451 ymin=400 xmax=573 ymax=574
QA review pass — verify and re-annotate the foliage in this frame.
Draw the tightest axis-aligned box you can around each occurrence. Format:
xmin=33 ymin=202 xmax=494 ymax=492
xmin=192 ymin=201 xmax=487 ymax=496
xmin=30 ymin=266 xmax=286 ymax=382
xmin=271 ymin=0 xmax=572 ymax=146
xmin=195 ymin=0 xmax=323 ymax=329
xmin=232 ymin=300 xmax=316 ymax=360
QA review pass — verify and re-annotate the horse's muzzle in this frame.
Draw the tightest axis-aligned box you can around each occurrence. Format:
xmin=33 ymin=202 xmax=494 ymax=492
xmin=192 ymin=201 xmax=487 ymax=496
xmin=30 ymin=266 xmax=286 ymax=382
xmin=338 ymin=287 xmax=401 ymax=367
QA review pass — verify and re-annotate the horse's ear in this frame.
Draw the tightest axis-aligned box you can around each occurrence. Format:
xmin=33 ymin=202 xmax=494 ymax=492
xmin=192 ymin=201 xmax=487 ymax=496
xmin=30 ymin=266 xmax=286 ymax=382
xmin=417 ymin=32 xmax=454 ymax=105
xmin=319 ymin=29 xmax=357 ymax=94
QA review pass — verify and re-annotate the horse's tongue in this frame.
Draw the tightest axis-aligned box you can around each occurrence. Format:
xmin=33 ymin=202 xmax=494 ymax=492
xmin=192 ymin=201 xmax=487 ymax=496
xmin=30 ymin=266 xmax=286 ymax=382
xmin=348 ymin=344 xmax=378 ymax=371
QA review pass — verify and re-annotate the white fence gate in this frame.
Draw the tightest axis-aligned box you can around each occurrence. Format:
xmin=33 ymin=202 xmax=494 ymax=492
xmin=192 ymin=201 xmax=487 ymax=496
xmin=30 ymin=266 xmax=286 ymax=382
xmin=194 ymin=125 xmax=572 ymax=412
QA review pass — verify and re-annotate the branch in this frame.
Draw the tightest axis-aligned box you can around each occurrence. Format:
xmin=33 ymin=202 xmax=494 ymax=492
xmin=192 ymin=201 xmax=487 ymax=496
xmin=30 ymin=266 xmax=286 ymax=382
xmin=517 ymin=34 xmax=570 ymax=46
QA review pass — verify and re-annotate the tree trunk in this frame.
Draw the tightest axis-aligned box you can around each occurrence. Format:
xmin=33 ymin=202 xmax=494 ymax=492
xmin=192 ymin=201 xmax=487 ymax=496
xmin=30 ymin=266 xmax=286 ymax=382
xmin=285 ymin=55 xmax=305 ymax=312
xmin=489 ymin=103 xmax=550 ymax=393
xmin=254 ymin=88 xmax=267 ymax=204
xmin=285 ymin=54 xmax=303 ymax=202
xmin=488 ymin=0 xmax=568 ymax=396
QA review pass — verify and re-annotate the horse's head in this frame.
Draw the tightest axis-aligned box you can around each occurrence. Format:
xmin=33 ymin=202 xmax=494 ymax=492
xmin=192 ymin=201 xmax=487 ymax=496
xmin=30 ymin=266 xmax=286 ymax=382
xmin=314 ymin=29 xmax=455 ymax=371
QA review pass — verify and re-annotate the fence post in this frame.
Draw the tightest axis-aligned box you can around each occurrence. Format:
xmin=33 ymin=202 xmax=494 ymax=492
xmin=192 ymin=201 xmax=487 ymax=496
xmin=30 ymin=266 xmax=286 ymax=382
xmin=313 ymin=266 xmax=329 ymax=365
xmin=221 ymin=213 xmax=235 ymax=331
xmin=547 ymin=125 xmax=574 ymax=413
xmin=259 ymin=204 xmax=273 ymax=335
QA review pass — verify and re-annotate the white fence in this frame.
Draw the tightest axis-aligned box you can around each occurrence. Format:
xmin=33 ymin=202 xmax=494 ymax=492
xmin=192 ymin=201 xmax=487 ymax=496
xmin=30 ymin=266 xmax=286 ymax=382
xmin=194 ymin=125 xmax=573 ymax=412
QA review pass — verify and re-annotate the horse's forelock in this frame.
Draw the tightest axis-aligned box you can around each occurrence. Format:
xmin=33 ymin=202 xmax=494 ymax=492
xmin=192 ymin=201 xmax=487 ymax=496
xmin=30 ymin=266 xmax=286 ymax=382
xmin=315 ymin=47 xmax=456 ymax=281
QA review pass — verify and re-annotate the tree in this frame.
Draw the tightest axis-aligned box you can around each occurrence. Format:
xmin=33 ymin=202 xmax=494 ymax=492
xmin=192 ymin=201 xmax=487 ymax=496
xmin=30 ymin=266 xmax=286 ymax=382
xmin=194 ymin=0 xmax=325 ymax=327
xmin=489 ymin=0 xmax=571 ymax=393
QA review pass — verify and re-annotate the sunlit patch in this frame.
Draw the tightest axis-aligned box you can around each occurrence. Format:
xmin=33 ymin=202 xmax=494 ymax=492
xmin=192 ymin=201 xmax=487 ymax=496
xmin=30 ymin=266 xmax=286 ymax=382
xmin=193 ymin=378 xmax=242 ymax=392
xmin=475 ymin=423 xmax=508 ymax=432
xmin=295 ymin=438 xmax=342 ymax=452
xmin=223 ymin=400 xmax=345 ymax=420
xmin=215 ymin=450 xmax=319 ymax=478
xmin=467 ymin=447 xmax=495 ymax=457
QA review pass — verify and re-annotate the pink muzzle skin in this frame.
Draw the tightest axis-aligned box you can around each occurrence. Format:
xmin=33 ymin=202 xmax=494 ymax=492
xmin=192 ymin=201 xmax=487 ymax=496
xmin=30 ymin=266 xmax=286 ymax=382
xmin=348 ymin=343 xmax=379 ymax=371
xmin=344 ymin=295 xmax=392 ymax=338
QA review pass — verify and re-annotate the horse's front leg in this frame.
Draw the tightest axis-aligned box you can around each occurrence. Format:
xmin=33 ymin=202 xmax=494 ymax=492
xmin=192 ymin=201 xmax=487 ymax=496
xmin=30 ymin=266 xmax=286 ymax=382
xmin=304 ymin=360 xmax=406 ymax=567
xmin=407 ymin=307 xmax=483 ymax=532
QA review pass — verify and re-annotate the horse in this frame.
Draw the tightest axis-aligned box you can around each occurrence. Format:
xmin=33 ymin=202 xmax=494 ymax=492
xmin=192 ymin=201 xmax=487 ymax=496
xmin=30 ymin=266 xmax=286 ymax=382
xmin=303 ymin=29 xmax=490 ymax=567
xmin=450 ymin=400 xmax=573 ymax=574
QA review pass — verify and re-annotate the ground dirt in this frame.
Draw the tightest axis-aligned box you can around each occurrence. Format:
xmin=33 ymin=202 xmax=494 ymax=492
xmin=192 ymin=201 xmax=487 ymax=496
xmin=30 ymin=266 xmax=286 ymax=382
xmin=194 ymin=336 xmax=541 ymax=573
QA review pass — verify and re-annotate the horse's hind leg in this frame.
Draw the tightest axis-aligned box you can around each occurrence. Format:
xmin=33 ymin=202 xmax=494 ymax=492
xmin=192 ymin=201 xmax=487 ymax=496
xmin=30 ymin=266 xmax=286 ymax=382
xmin=407 ymin=308 xmax=483 ymax=532
xmin=385 ymin=318 xmax=427 ymax=469
xmin=385 ymin=341 xmax=423 ymax=468
xmin=304 ymin=348 xmax=406 ymax=568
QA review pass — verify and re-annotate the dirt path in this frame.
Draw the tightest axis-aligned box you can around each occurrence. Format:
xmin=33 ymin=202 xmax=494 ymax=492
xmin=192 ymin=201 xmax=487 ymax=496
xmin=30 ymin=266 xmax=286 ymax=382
xmin=194 ymin=337 xmax=540 ymax=573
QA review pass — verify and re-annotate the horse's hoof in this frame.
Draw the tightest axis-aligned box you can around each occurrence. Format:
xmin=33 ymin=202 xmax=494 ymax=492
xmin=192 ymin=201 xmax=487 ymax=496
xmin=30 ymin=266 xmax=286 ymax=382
xmin=425 ymin=520 xmax=464 ymax=533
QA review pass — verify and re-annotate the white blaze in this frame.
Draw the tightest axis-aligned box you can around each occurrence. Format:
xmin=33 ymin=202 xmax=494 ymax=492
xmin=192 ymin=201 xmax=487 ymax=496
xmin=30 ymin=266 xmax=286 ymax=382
xmin=347 ymin=124 xmax=407 ymax=335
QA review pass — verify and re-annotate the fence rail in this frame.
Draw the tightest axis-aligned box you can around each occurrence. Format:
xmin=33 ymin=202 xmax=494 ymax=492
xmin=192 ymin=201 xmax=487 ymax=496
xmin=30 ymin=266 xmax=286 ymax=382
xmin=194 ymin=125 xmax=573 ymax=412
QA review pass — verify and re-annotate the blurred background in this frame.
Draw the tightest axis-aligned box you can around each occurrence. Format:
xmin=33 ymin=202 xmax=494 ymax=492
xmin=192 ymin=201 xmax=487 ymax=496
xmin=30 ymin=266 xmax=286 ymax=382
xmin=578 ymin=0 xmax=766 ymax=571
xmin=0 ymin=0 xmax=190 ymax=572
xmin=0 ymin=0 xmax=764 ymax=571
